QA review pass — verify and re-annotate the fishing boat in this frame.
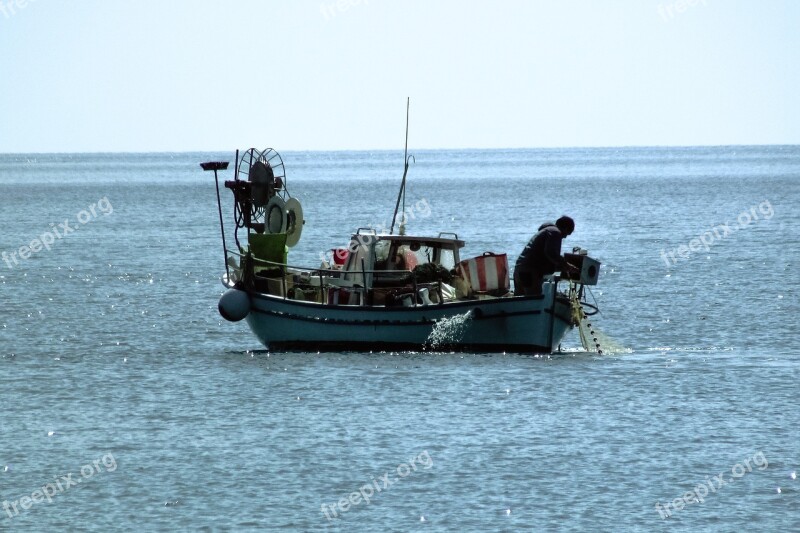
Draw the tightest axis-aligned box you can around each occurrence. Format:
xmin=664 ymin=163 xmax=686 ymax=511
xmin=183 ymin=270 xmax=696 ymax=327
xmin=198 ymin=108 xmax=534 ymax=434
xmin=202 ymin=144 xmax=602 ymax=354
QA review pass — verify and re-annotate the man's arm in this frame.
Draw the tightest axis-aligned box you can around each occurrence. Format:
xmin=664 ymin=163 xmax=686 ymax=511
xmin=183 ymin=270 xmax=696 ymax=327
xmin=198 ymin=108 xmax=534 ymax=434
xmin=542 ymin=231 xmax=579 ymax=273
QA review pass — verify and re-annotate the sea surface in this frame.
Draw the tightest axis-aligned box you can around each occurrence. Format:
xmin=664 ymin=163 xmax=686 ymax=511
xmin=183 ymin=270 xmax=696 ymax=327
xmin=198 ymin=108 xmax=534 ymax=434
xmin=0 ymin=146 xmax=798 ymax=531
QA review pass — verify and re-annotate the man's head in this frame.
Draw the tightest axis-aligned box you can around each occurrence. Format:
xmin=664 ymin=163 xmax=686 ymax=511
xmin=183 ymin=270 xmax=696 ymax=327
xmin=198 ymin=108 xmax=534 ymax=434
xmin=555 ymin=215 xmax=575 ymax=237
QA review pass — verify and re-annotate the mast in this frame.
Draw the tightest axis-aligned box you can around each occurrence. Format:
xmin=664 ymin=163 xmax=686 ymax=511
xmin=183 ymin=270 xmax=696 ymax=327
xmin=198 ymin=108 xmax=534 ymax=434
xmin=390 ymin=98 xmax=412 ymax=235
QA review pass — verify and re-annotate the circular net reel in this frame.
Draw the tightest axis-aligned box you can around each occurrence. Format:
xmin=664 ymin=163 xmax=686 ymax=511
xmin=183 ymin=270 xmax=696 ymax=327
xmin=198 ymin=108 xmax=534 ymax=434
xmin=232 ymin=148 xmax=303 ymax=247
xmin=236 ymin=148 xmax=288 ymax=234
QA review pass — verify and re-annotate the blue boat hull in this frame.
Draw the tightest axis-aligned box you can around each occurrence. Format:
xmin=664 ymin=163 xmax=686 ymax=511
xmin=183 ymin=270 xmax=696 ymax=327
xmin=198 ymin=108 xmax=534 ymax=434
xmin=243 ymin=283 xmax=574 ymax=353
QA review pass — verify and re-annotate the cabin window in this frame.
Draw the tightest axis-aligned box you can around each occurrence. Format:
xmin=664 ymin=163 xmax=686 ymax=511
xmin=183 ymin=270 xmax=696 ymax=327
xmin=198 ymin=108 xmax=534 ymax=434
xmin=399 ymin=245 xmax=422 ymax=270
xmin=375 ymin=241 xmax=428 ymax=270
xmin=438 ymin=248 xmax=455 ymax=270
xmin=371 ymin=241 xmax=460 ymax=273
xmin=373 ymin=240 xmax=392 ymax=270
xmin=411 ymin=245 xmax=433 ymax=266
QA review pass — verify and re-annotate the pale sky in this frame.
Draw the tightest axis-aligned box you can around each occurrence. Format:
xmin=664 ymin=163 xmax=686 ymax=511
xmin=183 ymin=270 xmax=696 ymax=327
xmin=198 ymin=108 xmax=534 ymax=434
xmin=1 ymin=0 xmax=798 ymax=152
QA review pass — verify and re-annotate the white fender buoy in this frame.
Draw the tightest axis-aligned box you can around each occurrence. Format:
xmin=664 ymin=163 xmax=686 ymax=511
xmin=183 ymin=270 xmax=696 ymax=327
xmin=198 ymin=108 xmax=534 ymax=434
xmin=219 ymin=288 xmax=250 ymax=322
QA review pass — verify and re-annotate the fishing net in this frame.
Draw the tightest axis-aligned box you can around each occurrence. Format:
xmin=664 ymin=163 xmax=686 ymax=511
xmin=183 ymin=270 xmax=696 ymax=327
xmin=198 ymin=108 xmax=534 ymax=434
xmin=570 ymin=289 xmax=628 ymax=355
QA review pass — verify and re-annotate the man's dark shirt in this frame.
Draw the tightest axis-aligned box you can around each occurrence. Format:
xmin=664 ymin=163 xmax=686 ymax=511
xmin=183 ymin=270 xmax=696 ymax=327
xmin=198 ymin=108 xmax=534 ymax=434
xmin=515 ymin=223 xmax=564 ymax=275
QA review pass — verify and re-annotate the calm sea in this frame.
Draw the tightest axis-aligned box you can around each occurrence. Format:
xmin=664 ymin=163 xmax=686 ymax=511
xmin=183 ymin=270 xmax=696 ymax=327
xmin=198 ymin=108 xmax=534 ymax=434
xmin=0 ymin=146 xmax=798 ymax=531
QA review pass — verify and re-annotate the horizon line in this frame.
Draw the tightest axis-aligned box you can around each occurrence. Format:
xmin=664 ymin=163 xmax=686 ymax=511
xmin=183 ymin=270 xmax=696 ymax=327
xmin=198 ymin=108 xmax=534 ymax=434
xmin=1 ymin=142 xmax=798 ymax=156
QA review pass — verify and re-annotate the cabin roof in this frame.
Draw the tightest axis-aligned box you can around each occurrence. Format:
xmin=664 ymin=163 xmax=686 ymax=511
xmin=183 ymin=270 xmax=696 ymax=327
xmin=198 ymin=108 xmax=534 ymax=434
xmin=351 ymin=234 xmax=465 ymax=248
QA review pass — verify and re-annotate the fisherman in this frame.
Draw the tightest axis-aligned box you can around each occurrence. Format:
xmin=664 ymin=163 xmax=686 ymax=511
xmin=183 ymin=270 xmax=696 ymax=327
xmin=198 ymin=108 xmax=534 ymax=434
xmin=514 ymin=216 xmax=577 ymax=296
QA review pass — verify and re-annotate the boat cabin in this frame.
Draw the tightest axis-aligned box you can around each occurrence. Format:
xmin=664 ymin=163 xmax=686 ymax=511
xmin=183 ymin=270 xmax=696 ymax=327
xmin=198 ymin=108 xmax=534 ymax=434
xmin=341 ymin=231 xmax=465 ymax=290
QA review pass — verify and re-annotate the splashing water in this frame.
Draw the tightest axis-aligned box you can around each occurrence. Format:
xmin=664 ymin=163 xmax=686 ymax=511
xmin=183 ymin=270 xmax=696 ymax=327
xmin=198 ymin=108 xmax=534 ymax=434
xmin=426 ymin=312 xmax=472 ymax=349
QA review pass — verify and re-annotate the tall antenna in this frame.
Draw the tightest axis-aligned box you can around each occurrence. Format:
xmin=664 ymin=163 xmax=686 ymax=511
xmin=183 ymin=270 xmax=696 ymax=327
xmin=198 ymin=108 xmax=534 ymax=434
xmin=390 ymin=98 xmax=413 ymax=235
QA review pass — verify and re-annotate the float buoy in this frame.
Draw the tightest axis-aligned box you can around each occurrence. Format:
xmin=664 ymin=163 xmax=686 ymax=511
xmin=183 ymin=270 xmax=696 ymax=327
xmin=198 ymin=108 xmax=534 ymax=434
xmin=219 ymin=288 xmax=250 ymax=322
